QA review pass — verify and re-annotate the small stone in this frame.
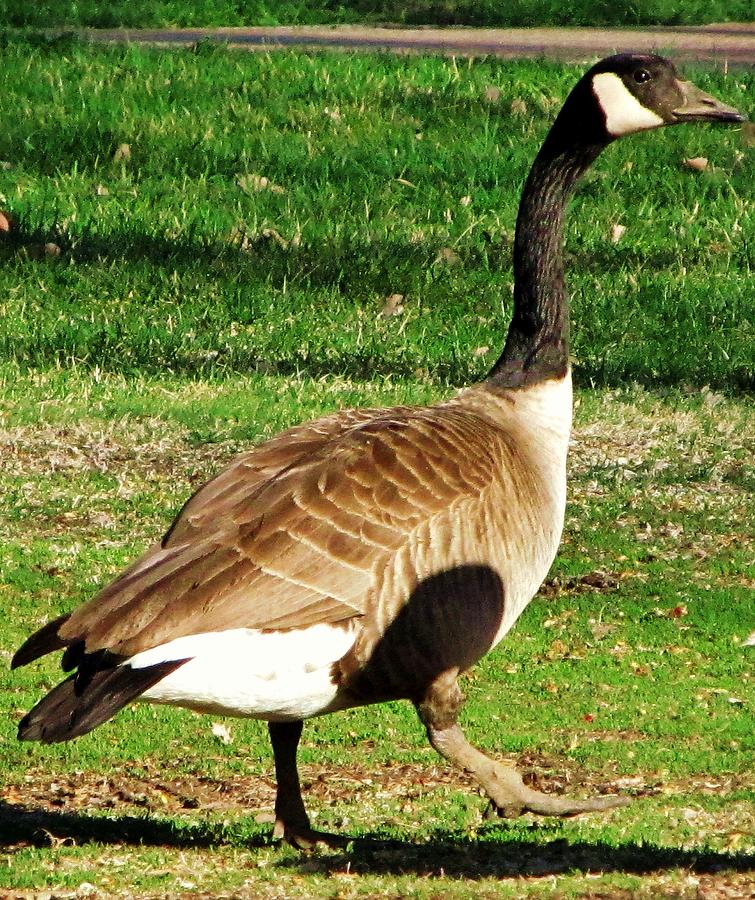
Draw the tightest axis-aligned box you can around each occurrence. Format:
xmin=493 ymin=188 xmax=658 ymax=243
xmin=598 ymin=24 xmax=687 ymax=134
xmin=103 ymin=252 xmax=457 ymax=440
xmin=435 ymin=247 xmax=460 ymax=266
xmin=113 ymin=143 xmax=131 ymax=162
xmin=510 ymin=97 xmax=528 ymax=116
xmin=381 ymin=293 xmax=405 ymax=317
xmin=683 ymin=156 xmax=709 ymax=171
xmin=211 ymin=722 xmax=232 ymax=745
xmin=238 ymin=173 xmax=285 ymax=194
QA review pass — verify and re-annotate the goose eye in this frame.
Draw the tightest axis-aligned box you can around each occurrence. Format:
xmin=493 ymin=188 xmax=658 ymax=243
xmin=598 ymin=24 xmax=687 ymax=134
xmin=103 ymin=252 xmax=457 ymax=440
xmin=634 ymin=69 xmax=651 ymax=84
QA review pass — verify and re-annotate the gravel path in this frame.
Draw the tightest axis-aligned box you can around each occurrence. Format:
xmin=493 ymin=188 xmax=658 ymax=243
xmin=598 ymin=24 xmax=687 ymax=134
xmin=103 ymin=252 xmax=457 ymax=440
xmin=82 ymin=23 xmax=755 ymax=65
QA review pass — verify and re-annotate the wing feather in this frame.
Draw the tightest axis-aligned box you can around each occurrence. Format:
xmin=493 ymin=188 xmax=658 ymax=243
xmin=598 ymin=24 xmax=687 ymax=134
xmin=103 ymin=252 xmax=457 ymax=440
xmin=162 ymin=407 xmax=388 ymax=547
xmin=55 ymin=403 xmax=504 ymax=659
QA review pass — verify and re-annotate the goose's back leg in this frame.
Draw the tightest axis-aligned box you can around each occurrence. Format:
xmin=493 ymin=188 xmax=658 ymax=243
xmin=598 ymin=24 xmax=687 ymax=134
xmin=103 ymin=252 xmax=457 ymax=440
xmin=416 ymin=668 xmax=629 ymax=818
xmin=268 ymin=720 xmax=349 ymax=849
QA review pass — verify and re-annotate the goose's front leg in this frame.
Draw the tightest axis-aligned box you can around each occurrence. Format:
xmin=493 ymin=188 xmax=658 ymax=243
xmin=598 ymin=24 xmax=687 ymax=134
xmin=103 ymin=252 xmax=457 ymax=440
xmin=417 ymin=669 xmax=629 ymax=819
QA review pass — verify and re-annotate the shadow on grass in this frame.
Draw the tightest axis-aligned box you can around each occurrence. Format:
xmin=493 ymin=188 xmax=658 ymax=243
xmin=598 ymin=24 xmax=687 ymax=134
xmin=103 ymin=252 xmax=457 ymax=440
xmin=3 ymin=801 xmax=753 ymax=879
xmin=4 ymin=220 xmax=752 ymax=390
xmin=309 ymin=830 xmax=755 ymax=879
xmin=0 ymin=800 xmax=269 ymax=850
xmin=5 ymin=218 xmax=699 ymax=297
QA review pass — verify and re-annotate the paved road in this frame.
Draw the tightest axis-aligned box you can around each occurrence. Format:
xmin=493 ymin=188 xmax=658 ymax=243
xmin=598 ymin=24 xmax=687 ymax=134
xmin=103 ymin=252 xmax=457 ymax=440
xmin=84 ymin=24 xmax=755 ymax=65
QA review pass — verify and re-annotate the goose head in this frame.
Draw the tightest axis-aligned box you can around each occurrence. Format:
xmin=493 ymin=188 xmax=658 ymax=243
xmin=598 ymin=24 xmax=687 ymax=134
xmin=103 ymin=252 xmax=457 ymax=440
xmin=548 ymin=54 xmax=745 ymax=147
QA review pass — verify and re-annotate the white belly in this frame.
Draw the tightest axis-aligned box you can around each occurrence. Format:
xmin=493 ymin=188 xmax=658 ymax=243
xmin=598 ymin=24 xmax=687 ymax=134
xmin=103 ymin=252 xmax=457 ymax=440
xmin=132 ymin=622 xmax=357 ymax=721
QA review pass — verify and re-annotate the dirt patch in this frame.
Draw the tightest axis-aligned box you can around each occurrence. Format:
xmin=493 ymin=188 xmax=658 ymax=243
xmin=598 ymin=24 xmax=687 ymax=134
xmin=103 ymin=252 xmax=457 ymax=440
xmin=0 ymin=419 xmax=229 ymax=485
xmin=4 ymin=391 xmax=754 ymax=544
xmin=5 ymin=757 xmax=753 ymax=841
xmin=3 ymin=762 xmax=754 ymax=897
xmin=84 ymin=24 xmax=755 ymax=66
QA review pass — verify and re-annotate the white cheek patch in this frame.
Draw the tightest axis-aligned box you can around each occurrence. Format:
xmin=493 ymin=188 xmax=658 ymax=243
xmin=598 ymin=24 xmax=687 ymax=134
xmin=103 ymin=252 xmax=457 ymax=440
xmin=592 ymin=72 xmax=665 ymax=136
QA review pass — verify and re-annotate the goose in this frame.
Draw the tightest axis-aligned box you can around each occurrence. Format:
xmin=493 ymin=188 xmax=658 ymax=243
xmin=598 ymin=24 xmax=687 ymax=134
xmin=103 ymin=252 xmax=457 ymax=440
xmin=13 ymin=54 xmax=744 ymax=848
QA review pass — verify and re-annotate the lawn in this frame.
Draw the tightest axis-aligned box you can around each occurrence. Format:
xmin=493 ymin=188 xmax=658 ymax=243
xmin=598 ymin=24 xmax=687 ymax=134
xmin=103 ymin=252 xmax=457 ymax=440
xmin=0 ymin=40 xmax=753 ymax=897
xmin=0 ymin=0 xmax=753 ymax=29
xmin=0 ymin=39 xmax=752 ymax=389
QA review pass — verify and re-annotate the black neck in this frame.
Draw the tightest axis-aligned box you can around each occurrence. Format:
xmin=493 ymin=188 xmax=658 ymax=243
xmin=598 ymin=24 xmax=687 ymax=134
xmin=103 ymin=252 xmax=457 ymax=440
xmin=486 ymin=129 xmax=607 ymax=389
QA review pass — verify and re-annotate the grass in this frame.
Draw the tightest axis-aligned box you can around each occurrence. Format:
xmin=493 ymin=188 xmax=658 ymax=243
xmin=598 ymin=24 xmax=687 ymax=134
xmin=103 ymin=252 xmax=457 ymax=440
xmin=0 ymin=39 xmax=753 ymax=897
xmin=0 ymin=40 xmax=752 ymax=390
xmin=0 ymin=0 xmax=753 ymax=29
xmin=2 ymin=371 xmax=754 ymax=896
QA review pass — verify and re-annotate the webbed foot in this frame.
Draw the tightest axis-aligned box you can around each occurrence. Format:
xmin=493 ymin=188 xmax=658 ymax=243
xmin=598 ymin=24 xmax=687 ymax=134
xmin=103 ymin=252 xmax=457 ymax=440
xmin=480 ymin=763 xmax=629 ymax=818
xmin=272 ymin=816 xmax=350 ymax=850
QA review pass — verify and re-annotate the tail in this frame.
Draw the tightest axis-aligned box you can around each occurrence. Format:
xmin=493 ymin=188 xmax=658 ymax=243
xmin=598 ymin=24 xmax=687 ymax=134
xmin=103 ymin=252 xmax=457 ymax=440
xmin=13 ymin=616 xmax=187 ymax=743
xmin=11 ymin=614 xmax=71 ymax=669
xmin=17 ymin=658 xmax=187 ymax=743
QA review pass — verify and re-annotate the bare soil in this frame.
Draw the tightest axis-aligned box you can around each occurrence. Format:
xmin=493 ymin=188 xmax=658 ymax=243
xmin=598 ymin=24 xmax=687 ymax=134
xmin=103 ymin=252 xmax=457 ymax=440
xmin=82 ymin=23 xmax=755 ymax=65
xmin=3 ymin=764 xmax=754 ymax=898
xmin=5 ymin=760 xmax=754 ymax=826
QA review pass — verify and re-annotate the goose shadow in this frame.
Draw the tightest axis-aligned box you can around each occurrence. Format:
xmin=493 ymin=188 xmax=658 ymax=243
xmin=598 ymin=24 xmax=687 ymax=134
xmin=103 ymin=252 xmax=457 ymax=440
xmin=2 ymin=801 xmax=753 ymax=880
xmin=292 ymin=830 xmax=755 ymax=879
xmin=0 ymin=799 xmax=233 ymax=850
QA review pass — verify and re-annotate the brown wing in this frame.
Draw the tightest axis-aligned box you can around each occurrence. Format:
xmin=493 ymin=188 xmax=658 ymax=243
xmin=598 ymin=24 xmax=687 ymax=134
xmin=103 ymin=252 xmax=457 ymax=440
xmin=162 ymin=407 xmax=387 ymax=547
xmin=58 ymin=403 xmax=500 ymax=659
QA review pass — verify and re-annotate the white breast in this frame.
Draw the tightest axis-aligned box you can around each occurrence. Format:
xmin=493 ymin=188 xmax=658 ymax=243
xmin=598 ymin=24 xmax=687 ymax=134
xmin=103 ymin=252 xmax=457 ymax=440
xmin=488 ymin=374 xmax=573 ymax=645
xmin=132 ymin=622 xmax=358 ymax=721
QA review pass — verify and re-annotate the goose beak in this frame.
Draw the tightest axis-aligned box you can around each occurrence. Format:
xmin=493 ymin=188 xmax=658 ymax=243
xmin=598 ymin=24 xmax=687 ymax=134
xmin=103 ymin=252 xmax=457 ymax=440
xmin=672 ymin=80 xmax=746 ymax=124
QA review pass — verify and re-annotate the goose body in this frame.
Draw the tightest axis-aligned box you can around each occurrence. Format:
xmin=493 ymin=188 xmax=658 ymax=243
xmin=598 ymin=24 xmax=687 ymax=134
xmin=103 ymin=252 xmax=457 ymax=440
xmin=13 ymin=54 xmax=744 ymax=846
xmin=133 ymin=375 xmax=572 ymax=721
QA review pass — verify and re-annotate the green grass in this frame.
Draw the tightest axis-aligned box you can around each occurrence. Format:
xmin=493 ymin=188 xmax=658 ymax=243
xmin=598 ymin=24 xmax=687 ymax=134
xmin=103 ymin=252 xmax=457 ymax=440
xmin=0 ymin=40 xmax=753 ymax=897
xmin=0 ymin=0 xmax=753 ymax=29
xmin=0 ymin=41 xmax=752 ymax=389
xmin=1 ymin=370 xmax=753 ymax=896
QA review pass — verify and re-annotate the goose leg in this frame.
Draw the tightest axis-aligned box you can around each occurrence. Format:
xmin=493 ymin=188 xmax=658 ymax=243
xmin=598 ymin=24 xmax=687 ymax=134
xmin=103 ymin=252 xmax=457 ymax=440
xmin=267 ymin=720 xmax=348 ymax=849
xmin=416 ymin=669 xmax=629 ymax=819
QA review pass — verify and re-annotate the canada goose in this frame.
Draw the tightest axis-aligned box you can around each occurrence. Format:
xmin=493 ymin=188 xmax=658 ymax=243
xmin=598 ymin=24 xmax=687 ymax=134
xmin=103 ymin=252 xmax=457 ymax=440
xmin=13 ymin=55 xmax=744 ymax=848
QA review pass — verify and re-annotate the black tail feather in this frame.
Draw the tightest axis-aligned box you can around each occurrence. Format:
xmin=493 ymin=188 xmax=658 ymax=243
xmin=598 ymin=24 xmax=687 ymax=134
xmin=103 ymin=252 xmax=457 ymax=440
xmin=17 ymin=659 xmax=188 ymax=743
xmin=11 ymin=614 xmax=72 ymax=670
